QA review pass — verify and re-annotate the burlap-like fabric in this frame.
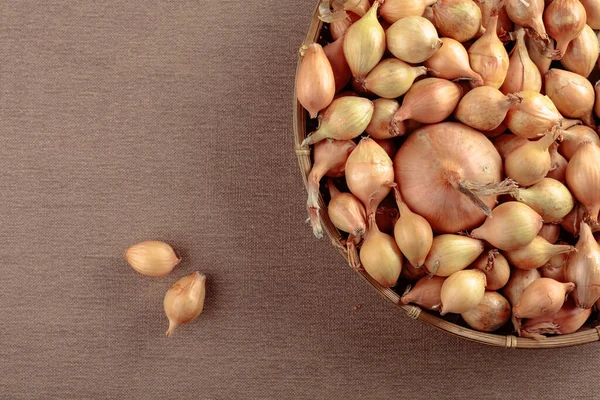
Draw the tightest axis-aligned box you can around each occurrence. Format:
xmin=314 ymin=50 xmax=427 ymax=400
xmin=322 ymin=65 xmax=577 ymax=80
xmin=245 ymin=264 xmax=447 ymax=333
xmin=0 ymin=1 xmax=599 ymax=399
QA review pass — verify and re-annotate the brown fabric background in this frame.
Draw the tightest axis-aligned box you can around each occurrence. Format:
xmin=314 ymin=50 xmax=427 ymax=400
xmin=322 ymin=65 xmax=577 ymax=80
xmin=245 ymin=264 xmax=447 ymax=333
xmin=0 ymin=1 xmax=599 ymax=399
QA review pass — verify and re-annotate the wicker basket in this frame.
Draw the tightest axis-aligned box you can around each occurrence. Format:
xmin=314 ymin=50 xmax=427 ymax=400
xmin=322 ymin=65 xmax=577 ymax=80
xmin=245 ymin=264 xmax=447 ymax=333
xmin=293 ymin=1 xmax=600 ymax=348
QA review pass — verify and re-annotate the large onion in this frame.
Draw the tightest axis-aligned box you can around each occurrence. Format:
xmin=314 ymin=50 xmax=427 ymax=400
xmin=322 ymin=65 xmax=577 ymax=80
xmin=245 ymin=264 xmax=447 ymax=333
xmin=394 ymin=122 xmax=511 ymax=233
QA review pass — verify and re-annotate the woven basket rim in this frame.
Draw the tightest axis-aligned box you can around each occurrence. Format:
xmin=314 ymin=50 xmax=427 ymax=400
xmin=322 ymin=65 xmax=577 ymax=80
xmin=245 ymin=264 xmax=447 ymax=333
xmin=293 ymin=0 xmax=600 ymax=349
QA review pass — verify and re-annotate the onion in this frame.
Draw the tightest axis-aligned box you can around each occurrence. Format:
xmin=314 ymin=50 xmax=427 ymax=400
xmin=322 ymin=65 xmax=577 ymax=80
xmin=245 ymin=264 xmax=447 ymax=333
xmin=346 ymin=137 xmax=395 ymax=216
xmin=373 ymin=139 xmax=397 ymax=160
xmin=472 ymin=250 xmax=510 ymax=291
xmin=525 ymin=34 xmax=553 ymax=76
xmin=361 ymin=58 xmax=427 ymax=99
xmin=565 ymin=221 xmax=600 ymax=308
xmin=330 ymin=13 xmax=360 ymax=41
xmin=541 ymin=246 xmax=569 ymax=282
xmin=326 ymin=179 xmax=366 ymax=237
xmin=468 ymin=12 xmax=509 ymax=89
xmin=538 ymin=223 xmax=561 ymax=244
xmin=296 ymin=43 xmax=335 ymax=119
xmin=506 ymin=0 xmax=548 ymax=42
xmin=560 ymin=204 xmax=600 ymax=236
xmin=454 ymin=87 xmax=522 ymax=131
xmin=343 ymin=2 xmax=386 ymax=78
xmin=401 ymin=275 xmax=444 ymax=310
xmin=323 ymin=35 xmax=352 ymax=94
xmin=359 ymin=214 xmax=403 ymax=287
xmin=401 ymin=262 xmax=427 ymax=280
xmin=503 ymin=268 xmax=541 ymax=305
xmin=562 ymin=25 xmax=599 ymax=78
xmin=543 ymin=0 xmax=587 ymax=60
xmin=505 ymin=236 xmax=575 ymax=270
xmin=512 ymin=178 xmax=575 ymax=223
xmin=493 ymin=134 xmax=528 ymax=159
xmin=519 ymin=298 xmax=592 ymax=339
xmin=545 ymin=69 xmax=595 ymax=128
xmin=547 ymin=142 xmax=568 ymax=182
xmin=505 ymin=130 xmax=560 ymax=187
xmin=581 ymin=0 xmax=600 ymax=29
xmin=424 ymin=235 xmax=484 ymax=277
xmin=478 ymin=0 xmax=514 ymax=40
xmin=513 ymin=278 xmax=575 ymax=319
xmin=483 ymin=121 xmax=509 ymax=138
xmin=380 ymin=0 xmax=437 ymax=23
xmin=462 ymin=291 xmax=511 ymax=332
xmin=559 ymin=125 xmax=600 ymax=160
xmin=471 ymin=202 xmax=543 ymax=251
xmin=306 ymin=140 xmax=356 ymax=238
xmin=500 ymin=29 xmax=542 ymax=95
xmin=424 ymin=38 xmax=484 ymax=86
xmin=393 ymin=188 xmax=433 ymax=268
xmin=432 ymin=0 xmax=483 ymax=42
xmin=394 ymin=122 xmax=512 ymax=233
xmin=562 ymin=118 xmax=583 ymax=130
xmin=302 ymin=96 xmax=374 ymax=145
xmin=390 ymin=78 xmax=463 ymax=130
xmin=332 ymin=0 xmax=371 ymax=17
xmin=566 ymin=142 xmax=600 ymax=223
xmin=505 ymin=91 xmax=563 ymax=139
xmin=440 ymin=269 xmax=487 ymax=315
xmin=386 ymin=16 xmax=442 ymax=63
xmin=423 ymin=5 xmax=435 ymax=24
xmin=366 ymin=99 xmax=401 ymax=139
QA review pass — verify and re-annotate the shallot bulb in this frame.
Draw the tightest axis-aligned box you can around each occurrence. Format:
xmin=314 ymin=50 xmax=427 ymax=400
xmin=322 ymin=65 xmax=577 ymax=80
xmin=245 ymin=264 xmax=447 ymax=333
xmin=432 ymin=0 xmax=483 ymax=42
xmin=302 ymin=97 xmax=374 ymax=146
xmin=390 ymin=78 xmax=463 ymax=131
xmin=401 ymin=275 xmax=444 ymax=310
xmin=323 ymin=34 xmax=352 ymax=94
xmin=393 ymin=188 xmax=433 ymax=268
xmin=581 ymin=0 xmax=600 ymax=29
xmin=545 ymin=69 xmax=595 ymax=128
xmin=493 ymin=134 xmax=528 ymax=159
xmin=519 ymin=299 xmax=592 ymax=339
xmin=500 ymin=29 xmax=542 ymax=95
xmin=565 ymin=222 xmax=600 ymax=308
xmin=468 ymin=12 xmax=509 ymax=89
xmin=366 ymin=99 xmax=401 ymax=139
xmin=512 ymin=178 xmax=575 ymax=223
xmin=505 ymin=236 xmax=575 ymax=270
xmin=525 ymin=34 xmax=553 ymax=76
xmin=503 ymin=268 xmax=541 ymax=305
xmin=332 ymin=0 xmax=371 ymax=17
xmin=424 ymin=38 xmax=484 ymax=86
xmin=386 ymin=16 xmax=442 ymax=64
xmin=296 ymin=44 xmax=335 ymax=119
xmin=424 ymin=235 xmax=484 ymax=277
xmin=538 ymin=223 xmax=561 ymax=244
xmin=547 ymin=142 xmax=568 ymax=182
xmin=306 ymin=140 xmax=356 ymax=238
xmin=560 ymin=204 xmax=600 ymax=236
xmin=330 ymin=13 xmax=360 ymax=41
xmin=361 ymin=58 xmax=427 ymax=99
xmin=543 ymin=0 xmax=587 ymax=59
xmin=562 ymin=25 xmax=599 ymax=78
xmin=359 ymin=214 xmax=403 ymax=287
xmin=373 ymin=139 xmax=397 ymax=160
xmin=472 ymin=250 xmax=511 ymax=291
xmin=461 ymin=291 xmax=511 ymax=332
xmin=440 ymin=269 xmax=487 ymax=315
xmin=504 ymin=130 xmax=560 ymax=187
xmin=395 ymin=122 xmax=511 ymax=233
xmin=471 ymin=202 xmax=543 ymax=251
xmin=401 ymin=262 xmax=427 ymax=280
xmin=345 ymin=137 xmax=395 ymax=216
xmin=505 ymin=91 xmax=563 ymax=139
xmin=566 ymin=142 xmax=600 ymax=223
xmin=380 ymin=0 xmax=437 ymax=24
xmin=454 ymin=87 xmax=522 ymax=131
xmin=343 ymin=1 xmax=386 ymax=78
xmin=506 ymin=0 xmax=548 ymax=42
xmin=478 ymin=0 xmax=514 ymax=39
xmin=513 ymin=278 xmax=575 ymax=319
xmin=559 ymin=125 xmax=600 ymax=160
xmin=326 ymin=179 xmax=367 ymax=238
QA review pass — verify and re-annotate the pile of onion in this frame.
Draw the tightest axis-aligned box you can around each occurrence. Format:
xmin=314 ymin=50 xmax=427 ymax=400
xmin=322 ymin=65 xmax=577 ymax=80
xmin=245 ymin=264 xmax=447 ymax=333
xmin=298 ymin=0 xmax=600 ymax=340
